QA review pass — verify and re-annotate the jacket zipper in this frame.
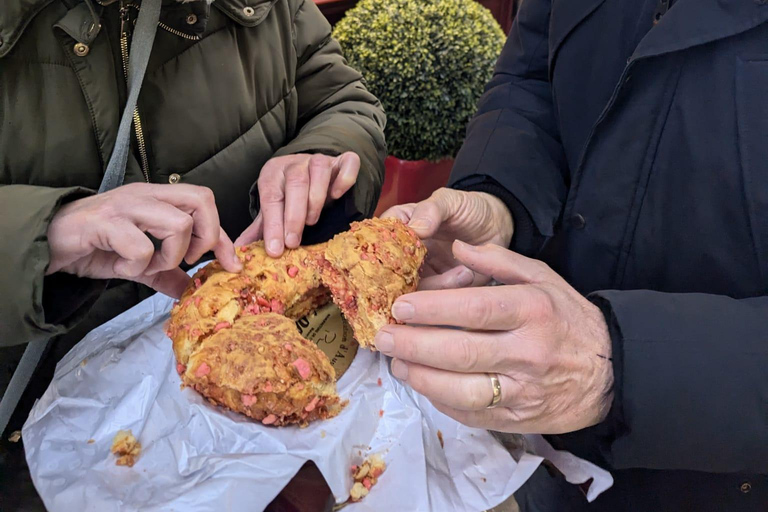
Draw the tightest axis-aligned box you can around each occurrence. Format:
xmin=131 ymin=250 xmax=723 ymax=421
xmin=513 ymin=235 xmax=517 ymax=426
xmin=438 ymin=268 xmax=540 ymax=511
xmin=119 ymin=1 xmax=150 ymax=182
xmin=158 ymin=21 xmax=201 ymax=41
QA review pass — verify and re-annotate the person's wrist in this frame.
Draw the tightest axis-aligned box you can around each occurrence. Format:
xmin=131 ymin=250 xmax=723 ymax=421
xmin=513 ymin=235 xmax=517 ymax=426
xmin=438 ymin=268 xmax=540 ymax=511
xmin=476 ymin=192 xmax=514 ymax=247
xmin=585 ymin=303 xmax=615 ymax=425
xmin=46 ymin=199 xmax=90 ymax=275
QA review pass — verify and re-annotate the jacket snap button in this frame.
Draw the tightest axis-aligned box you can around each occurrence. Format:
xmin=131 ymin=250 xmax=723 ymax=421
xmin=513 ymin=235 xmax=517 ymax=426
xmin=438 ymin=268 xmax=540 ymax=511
xmin=570 ymin=214 xmax=586 ymax=230
xmin=168 ymin=173 xmax=181 ymax=184
xmin=243 ymin=6 xmax=255 ymax=16
xmin=73 ymin=43 xmax=90 ymax=57
xmin=740 ymin=482 xmax=752 ymax=493
xmin=186 ymin=14 xmax=198 ymax=25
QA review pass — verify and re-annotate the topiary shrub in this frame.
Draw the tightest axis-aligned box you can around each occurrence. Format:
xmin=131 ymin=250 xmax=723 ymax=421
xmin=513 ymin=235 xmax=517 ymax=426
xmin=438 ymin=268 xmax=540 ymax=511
xmin=333 ymin=0 xmax=505 ymax=162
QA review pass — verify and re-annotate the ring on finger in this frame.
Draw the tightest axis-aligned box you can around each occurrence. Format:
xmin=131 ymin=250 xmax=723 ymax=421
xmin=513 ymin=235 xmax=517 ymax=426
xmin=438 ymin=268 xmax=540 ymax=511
xmin=487 ymin=373 xmax=502 ymax=409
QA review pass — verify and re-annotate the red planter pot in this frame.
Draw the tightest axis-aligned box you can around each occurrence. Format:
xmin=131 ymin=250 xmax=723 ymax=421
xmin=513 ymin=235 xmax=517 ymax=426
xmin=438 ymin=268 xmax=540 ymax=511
xmin=374 ymin=156 xmax=454 ymax=217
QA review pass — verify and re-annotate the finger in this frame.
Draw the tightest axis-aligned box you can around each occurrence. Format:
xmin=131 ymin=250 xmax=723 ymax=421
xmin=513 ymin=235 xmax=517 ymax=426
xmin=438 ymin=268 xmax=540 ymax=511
xmin=376 ymin=326 xmax=506 ymax=373
xmin=105 ymin=224 xmax=155 ymax=278
xmin=306 ymin=154 xmax=333 ymax=226
xmin=406 ymin=188 xmax=457 ymax=239
xmin=453 ymin=241 xmax=564 ymax=286
xmin=144 ymin=214 xmax=194 ymax=276
xmin=135 ymin=266 xmax=191 ymax=299
xmin=147 ymin=184 xmax=221 ymax=264
xmin=329 ymin=152 xmax=360 ymax=200
xmin=391 ymin=359 xmax=497 ymax=411
xmin=212 ymin=227 xmax=243 ymax=273
xmin=418 ymin=265 xmax=476 ymax=291
xmin=379 ymin=203 xmax=416 ymax=223
xmin=391 ymin=285 xmax=544 ymax=331
xmin=234 ymin=213 xmax=264 ymax=247
xmin=283 ymin=162 xmax=310 ymax=248
xmin=258 ymin=168 xmax=286 ymax=257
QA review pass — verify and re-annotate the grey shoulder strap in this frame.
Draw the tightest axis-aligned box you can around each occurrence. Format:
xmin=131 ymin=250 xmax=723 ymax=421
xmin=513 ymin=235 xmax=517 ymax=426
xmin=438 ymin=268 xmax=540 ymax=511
xmin=0 ymin=0 xmax=162 ymax=437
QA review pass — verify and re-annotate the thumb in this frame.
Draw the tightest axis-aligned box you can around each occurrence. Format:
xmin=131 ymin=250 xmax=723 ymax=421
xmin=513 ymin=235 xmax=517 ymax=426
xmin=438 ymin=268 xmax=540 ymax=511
xmin=406 ymin=188 xmax=457 ymax=239
xmin=136 ymin=267 xmax=191 ymax=299
xmin=452 ymin=240 xmax=562 ymax=286
xmin=214 ymin=227 xmax=243 ymax=274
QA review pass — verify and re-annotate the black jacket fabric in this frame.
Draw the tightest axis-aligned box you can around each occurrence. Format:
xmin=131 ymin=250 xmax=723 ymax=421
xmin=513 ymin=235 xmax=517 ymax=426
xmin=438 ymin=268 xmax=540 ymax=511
xmin=451 ymin=0 xmax=768 ymax=509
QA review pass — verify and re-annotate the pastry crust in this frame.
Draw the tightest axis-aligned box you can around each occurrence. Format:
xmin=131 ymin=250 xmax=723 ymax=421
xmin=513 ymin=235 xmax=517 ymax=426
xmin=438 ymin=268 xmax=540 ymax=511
xmin=183 ymin=314 xmax=342 ymax=426
xmin=318 ymin=218 xmax=426 ymax=348
xmin=166 ymin=218 xmax=426 ymax=426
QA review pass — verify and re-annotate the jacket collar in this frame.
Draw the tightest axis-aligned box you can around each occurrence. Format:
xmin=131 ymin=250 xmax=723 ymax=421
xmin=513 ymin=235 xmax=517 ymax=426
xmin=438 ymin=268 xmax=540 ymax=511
xmin=631 ymin=0 xmax=768 ymax=62
xmin=0 ymin=0 xmax=57 ymax=58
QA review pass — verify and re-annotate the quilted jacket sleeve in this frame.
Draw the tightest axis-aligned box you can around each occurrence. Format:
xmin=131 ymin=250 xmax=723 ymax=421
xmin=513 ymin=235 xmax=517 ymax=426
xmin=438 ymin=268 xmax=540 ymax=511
xmin=0 ymin=185 xmax=105 ymax=347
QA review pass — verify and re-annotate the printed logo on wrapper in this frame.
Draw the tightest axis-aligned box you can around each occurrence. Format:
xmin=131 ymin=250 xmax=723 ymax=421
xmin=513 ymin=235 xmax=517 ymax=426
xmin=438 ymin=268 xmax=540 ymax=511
xmin=294 ymin=302 xmax=358 ymax=379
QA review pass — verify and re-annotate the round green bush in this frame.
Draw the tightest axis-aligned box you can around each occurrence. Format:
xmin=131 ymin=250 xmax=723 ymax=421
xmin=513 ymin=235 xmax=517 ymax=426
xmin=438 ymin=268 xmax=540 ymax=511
xmin=333 ymin=0 xmax=505 ymax=161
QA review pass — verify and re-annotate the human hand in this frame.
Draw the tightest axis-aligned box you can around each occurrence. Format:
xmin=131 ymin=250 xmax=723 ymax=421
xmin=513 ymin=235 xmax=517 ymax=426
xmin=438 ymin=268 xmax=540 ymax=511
xmin=234 ymin=152 xmax=361 ymax=256
xmin=373 ymin=242 xmax=614 ymax=435
xmin=47 ymin=183 xmax=242 ymax=299
xmin=381 ymin=188 xmax=514 ymax=290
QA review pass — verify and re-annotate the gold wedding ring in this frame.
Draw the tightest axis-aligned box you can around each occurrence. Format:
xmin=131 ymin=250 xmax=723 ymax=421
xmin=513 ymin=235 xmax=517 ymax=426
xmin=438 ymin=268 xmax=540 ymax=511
xmin=487 ymin=373 xmax=502 ymax=409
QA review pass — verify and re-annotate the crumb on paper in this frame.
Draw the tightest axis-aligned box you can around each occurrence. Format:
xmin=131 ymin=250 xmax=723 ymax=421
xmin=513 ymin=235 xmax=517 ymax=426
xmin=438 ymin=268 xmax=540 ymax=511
xmin=437 ymin=429 xmax=444 ymax=449
xmin=80 ymin=358 xmax=88 ymax=367
xmin=321 ymin=430 xmax=327 ymax=439
xmin=8 ymin=430 xmax=21 ymax=443
xmin=349 ymin=453 xmax=386 ymax=503
xmin=111 ymin=430 xmax=141 ymax=467
xmin=87 ymin=439 xmax=95 ymax=444
xmin=378 ymin=409 xmax=384 ymax=418
xmin=482 ymin=477 xmax=487 ymax=483
xmin=377 ymin=378 xmax=382 ymax=387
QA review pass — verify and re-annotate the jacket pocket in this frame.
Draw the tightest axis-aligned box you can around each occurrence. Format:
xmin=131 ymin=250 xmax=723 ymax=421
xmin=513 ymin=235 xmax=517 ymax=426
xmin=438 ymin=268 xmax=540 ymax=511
xmin=548 ymin=0 xmax=606 ymax=79
xmin=735 ymin=57 xmax=768 ymax=289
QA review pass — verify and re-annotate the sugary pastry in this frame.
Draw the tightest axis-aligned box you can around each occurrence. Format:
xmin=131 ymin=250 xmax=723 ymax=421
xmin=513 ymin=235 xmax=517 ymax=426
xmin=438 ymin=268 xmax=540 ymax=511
xmin=181 ymin=314 xmax=342 ymax=427
xmin=318 ymin=218 xmax=426 ymax=348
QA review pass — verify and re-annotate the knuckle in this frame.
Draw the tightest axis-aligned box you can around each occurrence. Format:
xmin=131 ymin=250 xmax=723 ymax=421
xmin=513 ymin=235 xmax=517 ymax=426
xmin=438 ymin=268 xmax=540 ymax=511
xmin=530 ymin=260 xmax=552 ymax=282
xmin=134 ymin=243 xmax=154 ymax=262
xmin=198 ymin=186 xmax=215 ymax=204
xmin=258 ymin=187 xmax=285 ymax=204
xmin=465 ymin=294 xmax=495 ymax=328
xmin=528 ymin=287 xmax=555 ymax=321
xmin=175 ymin=214 xmax=194 ymax=233
xmin=286 ymin=169 xmax=310 ymax=187
xmin=309 ymin=154 xmax=329 ymax=170
xmin=398 ymin=335 xmax=419 ymax=363
xmin=454 ymin=335 xmax=479 ymax=372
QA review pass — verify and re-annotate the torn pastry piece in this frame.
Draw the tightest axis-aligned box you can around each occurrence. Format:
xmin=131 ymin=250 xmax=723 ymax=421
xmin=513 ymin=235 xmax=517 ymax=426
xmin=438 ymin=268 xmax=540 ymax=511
xmin=349 ymin=453 xmax=386 ymax=502
xmin=111 ymin=430 xmax=141 ymax=467
xmin=235 ymin=242 xmax=330 ymax=320
xmin=181 ymin=314 xmax=343 ymax=427
xmin=319 ymin=218 xmax=427 ymax=348
xmin=167 ymin=242 xmax=330 ymax=367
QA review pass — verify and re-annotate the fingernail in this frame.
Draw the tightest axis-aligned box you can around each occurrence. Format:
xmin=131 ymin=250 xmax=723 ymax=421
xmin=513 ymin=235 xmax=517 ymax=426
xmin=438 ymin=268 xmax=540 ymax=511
xmin=456 ymin=268 xmax=474 ymax=287
xmin=285 ymin=233 xmax=300 ymax=248
xmin=453 ymin=240 xmax=476 ymax=252
xmin=408 ymin=218 xmax=432 ymax=232
xmin=391 ymin=359 xmax=409 ymax=380
xmin=374 ymin=330 xmax=395 ymax=354
xmin=267 ymin=239 xmax=282 ymax=255
xmin=233 ymin=254 xmax=243 ymax=268
xmin=391 ymin=301 xmax=414 ymax=321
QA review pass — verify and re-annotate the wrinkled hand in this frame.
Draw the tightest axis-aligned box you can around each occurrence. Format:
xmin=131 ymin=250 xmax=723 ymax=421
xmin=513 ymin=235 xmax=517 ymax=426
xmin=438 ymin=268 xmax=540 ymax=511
xmin=235 ymin=152 xmax=360 ymax=256
xmin=381 ymin=188 xmax=514 ymax=291
xmin=374 ymin=242 xmax=614 ymax=434
xmin=47 ymin=183 xmax=242 ymax=299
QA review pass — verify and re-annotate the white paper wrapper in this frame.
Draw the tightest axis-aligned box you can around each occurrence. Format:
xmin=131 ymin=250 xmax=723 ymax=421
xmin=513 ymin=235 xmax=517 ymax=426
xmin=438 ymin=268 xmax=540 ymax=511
xmin=23 ymin=267 xmax=613 ymax=511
